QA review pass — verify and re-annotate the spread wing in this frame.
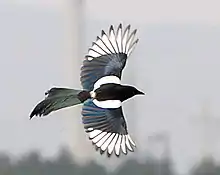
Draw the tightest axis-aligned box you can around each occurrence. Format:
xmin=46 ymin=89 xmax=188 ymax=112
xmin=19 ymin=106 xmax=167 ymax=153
xmin=82 ymin=99 xmax=136 ymax=156
xmin=80 ymin=24 xmax=138 ymax=91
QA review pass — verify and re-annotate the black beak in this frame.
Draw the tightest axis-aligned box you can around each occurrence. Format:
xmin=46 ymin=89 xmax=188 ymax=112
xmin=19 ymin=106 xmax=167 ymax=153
xmin=137 ymin=90 xmax=145 ymax=95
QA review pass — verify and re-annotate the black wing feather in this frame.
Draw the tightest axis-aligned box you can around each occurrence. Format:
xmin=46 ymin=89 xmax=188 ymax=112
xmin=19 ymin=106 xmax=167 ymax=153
xmin=80 ymin=24 xmax=138 ymax=91
xmin=82 ymin=99 xmax=136 ymax=156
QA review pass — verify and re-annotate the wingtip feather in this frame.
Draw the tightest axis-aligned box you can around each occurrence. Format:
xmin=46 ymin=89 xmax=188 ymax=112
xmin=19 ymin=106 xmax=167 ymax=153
xmin=101 ymin=30 xmax=105 ymax=36
xmin=86 ymin=23 xmax=138 ymax=58
xmin=118 ymin=23 xmax=122 ymax=29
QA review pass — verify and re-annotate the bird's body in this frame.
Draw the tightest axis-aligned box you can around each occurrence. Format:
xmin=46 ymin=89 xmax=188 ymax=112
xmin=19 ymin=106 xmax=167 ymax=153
xmin=94 ymin=83 xmax=144 ymax=102
xmin=30 ymin=24 xmax=144 ymax=157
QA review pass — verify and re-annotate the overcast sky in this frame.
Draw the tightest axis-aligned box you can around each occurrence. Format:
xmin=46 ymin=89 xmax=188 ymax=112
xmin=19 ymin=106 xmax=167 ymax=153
xmin=0 ymin=0 xmax=220 ymax=174
xmin=5 ymin=0 xmax=220 ymax=23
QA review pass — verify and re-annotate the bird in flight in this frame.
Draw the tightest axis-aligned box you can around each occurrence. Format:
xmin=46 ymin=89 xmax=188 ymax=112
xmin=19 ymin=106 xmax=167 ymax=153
xmin=30 ymin=24 xmax=144 ymax=157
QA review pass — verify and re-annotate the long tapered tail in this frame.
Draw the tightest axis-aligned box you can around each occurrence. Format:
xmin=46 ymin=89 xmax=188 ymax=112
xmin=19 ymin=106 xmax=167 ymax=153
xmin=30 ymin=87 xmax=90 ymax=119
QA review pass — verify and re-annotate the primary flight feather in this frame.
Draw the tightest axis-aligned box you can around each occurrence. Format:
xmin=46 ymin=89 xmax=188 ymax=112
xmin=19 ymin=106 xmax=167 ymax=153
xmin=30 ymin=24 xmax=144 ymax=157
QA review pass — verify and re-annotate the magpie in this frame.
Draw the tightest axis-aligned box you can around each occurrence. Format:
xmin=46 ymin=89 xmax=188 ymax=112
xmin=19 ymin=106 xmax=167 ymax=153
xmin=30 ymin=24 xmax=144 ymax=157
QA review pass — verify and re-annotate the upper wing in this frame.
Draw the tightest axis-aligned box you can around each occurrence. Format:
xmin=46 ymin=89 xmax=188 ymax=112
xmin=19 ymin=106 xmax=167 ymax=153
xmin=82 ymin=99 xmax=136 ymax=157
xmin=80 ymin=24 xmax=138 ymax=91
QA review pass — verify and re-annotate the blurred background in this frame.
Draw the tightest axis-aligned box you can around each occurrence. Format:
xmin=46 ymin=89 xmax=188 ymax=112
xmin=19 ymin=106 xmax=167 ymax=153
xmin=0 ymin=0 xmax=220 ymax=174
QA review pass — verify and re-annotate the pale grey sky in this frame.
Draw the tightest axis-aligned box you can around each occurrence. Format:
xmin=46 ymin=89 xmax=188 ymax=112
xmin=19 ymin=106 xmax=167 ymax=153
xmin=86 ymin=0 xmax=220 ymax=24
xmin=3 ymin=0 xmax=220 ymax=23
xmin=0 ymin=1 xmax=220 ymax=174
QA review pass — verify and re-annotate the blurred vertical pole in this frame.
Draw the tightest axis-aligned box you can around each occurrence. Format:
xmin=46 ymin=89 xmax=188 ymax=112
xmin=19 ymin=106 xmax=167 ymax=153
xmin=200 ymin=103 xmax=212 ymax=159
xmin=147 ymin=132 xmax=172 ymax=175
xmin=76 ymin=0 xmax=85 ymax=57
xmin=63 ymin=0 xmax=93 ymax=162
xmin=196 ymin=102 xmax=220 ymax=159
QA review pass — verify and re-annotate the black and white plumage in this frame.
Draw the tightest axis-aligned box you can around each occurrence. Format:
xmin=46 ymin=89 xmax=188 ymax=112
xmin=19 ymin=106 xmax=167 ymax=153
xmin=81 ymin=24 xmax=138 ymax=91
xmin=30 ymin=24 xmax=144 ymax=157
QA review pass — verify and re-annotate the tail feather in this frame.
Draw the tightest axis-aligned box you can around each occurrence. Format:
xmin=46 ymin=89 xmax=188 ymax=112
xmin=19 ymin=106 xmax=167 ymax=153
xmin=30 ymin=88 xmax=90 ymax=119
xmin=45 ymin=87 xmax=78 ymax=97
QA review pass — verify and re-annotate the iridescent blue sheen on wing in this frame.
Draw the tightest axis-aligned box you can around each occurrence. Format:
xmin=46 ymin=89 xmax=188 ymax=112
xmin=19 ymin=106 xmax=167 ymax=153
xmin=82 ymin=99 xmax=136 ymax=156
xmin=80 ymin=53 xmax=127 ymax=91
xmin=82 ymin=99 xmax=127 ymax=134
xmin=80 ymin=24 xmax=138 ymax=91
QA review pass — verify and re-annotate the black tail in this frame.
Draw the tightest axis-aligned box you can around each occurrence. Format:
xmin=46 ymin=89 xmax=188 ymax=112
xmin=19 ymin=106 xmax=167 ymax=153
xmin=30 ymin=87 xmax=90 ymax=119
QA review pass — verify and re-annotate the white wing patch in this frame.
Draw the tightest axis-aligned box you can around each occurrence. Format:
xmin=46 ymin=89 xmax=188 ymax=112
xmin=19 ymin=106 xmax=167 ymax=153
xmin=88 ymin=49 xmax=101 ymax=58
xmin=89 ymin=130 xmax=102 ymax=139
xmin=85 ymin=24 xmax=138 ymax=60
xmin=87 ymin=128 xmax=136 ymax=156
xmin=108 ymin=134 xmax=119 ymax=155
xmin=116 ymin=25 xmax=122 ymax=53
